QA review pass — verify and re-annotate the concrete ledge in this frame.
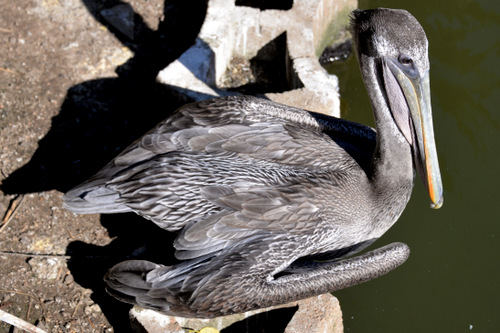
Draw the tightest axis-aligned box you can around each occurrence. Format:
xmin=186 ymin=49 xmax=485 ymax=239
xmin=130 ymin=293 xmax=343 ymax=333
xmin=157 ymin=0 xmax=356 ymax=116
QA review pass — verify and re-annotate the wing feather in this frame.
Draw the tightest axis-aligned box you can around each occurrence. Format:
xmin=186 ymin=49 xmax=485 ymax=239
xmin=171 ymin=181 xmax=327 ymax=261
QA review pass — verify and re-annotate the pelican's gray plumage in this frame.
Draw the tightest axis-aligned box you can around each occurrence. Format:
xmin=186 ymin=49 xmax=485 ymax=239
xmin=63 ymin=8 xmax=443 ymax=318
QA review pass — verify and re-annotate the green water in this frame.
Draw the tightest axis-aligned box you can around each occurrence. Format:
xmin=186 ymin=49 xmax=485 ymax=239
xmin=326 ymin=0 xmax=500 ymax=332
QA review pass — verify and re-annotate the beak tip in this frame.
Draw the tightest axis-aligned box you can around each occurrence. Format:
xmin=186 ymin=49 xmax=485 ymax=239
xmin=430 ymin=196 xmax=443 ymax=209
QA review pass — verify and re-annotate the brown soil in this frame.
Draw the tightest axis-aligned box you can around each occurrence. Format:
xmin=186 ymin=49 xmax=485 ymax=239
xmin=0 ymin=1 xmax=206 ymax=331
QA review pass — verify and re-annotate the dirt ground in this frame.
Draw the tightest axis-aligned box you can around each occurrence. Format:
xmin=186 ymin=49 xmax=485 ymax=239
xmin=0 ymin=1 xmax=207 ymax=331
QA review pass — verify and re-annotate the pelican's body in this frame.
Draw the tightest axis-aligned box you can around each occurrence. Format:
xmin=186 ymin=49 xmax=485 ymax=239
xmin=64 ymin=8 xmax=443 ymax=318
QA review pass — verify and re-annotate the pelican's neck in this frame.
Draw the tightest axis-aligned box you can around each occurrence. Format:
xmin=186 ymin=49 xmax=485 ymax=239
xmin=359 ymin=55 xmax=414 ymax=191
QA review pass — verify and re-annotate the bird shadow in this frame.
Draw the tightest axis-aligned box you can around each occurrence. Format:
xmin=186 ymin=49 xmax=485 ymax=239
xmin=1 ymin=0 xmax=207 ymax=195
xmin=66 ymin=212 xmax=180 ymax=331
xmin=1 ymin=0 xmax=206 ymax=330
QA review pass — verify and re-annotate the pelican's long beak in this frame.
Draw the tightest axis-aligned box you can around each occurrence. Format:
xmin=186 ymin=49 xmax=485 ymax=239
xmin=385 ymin=60 xmax=444 ymax=209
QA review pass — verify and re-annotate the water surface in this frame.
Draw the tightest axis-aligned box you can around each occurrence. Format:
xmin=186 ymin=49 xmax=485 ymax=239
xmin=326 ymin=0 xmax=500 ymax=331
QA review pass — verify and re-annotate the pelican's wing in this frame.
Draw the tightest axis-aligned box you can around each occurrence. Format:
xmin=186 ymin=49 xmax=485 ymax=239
xmin=172 ymin=181 xmax=328 ymax=261
xmin=115 ymin=96 xmax=367 ymax=170
xmin=63 ymin=96 xmax=372 ymax=223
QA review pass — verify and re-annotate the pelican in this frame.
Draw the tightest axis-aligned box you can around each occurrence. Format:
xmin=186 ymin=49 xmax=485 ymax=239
xmin=63 ymin=8 xmax=443 ymax=318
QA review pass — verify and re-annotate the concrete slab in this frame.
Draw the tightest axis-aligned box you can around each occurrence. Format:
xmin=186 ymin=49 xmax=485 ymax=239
xmin=157 ymin=0 xmax=357 ymax=116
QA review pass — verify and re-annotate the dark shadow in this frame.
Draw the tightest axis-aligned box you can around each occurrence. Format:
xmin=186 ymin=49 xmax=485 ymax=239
xmin=227 ymin=32 xmax=302 ymax=95
xmin=235 ymin=0 xmax=293 ymax=10
xmin=221 ymin=306 xmax=298 ymax=333
xmin=1 ymin=0 xmax=206 ymax=330
xmin=66 ymin=213 xmax=180 ymax=331
xmin=177 ymin=38 xmax=217 ymax=87
xmin=1 ymin=78 xmax=180 ymax=194
xmin=0 ymin=0 xmax=207 ymax=195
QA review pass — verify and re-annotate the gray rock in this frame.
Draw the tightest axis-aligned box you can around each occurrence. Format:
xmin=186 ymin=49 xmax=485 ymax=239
xmin=27 ymin=257 xmax=64 ymax=280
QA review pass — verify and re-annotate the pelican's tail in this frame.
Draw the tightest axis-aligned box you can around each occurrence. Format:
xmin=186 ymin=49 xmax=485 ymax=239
xmin=63 ymin=179 xmax=131 ymax=214
xmin=104 ymin=259 xmax=198 ymax=316
xmin=104 ymin=260 xmax=162 ymax=307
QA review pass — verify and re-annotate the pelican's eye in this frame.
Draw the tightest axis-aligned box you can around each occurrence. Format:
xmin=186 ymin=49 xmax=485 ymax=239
xmin=398 ymin=55 xmax=414 ymax=66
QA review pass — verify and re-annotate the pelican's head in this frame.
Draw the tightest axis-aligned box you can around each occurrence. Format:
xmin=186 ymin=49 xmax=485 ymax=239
xmin=350 ymin=8 xmax=443 ymax=209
